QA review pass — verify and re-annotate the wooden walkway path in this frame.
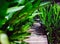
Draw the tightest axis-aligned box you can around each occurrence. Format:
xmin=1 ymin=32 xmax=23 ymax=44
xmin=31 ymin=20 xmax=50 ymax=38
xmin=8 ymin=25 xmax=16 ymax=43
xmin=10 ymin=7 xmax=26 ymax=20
xmin=24 ymin=22 xmax=48 ymax=44
xmin=24 ymin=33 xmax=48 ymax=44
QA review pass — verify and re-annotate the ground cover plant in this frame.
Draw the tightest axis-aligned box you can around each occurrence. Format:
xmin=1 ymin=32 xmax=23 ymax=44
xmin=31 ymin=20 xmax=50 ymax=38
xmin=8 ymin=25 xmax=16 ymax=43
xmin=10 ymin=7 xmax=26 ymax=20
xmin=0 ymin=0 xmax=60 ymax=44
xmin=39 ymin=2 xmax=60 ymax=44
xmin=0 ymin=0 xmax=40 ymax=44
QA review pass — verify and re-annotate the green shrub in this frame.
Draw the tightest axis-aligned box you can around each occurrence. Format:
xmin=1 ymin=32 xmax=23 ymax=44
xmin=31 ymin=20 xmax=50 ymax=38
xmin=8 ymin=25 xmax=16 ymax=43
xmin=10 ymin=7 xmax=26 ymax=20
xmin=39 ymin=3 xmax=60 ymax=44
xmin=0 ymin=0 xmax=41 ymax=44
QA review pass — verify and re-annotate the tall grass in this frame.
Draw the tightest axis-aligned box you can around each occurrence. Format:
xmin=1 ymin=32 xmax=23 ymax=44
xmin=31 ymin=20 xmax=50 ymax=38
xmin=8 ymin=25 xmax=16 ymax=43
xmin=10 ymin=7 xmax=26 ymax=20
xmin=39 ymin=3 xmax=60 ymax=44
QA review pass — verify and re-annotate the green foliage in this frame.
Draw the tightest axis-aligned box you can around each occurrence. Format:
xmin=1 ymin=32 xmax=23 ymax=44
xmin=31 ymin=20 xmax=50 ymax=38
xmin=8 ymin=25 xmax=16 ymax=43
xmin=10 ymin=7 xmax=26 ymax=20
xmin=0 ymin=0 xmax=9 ymax=18
xmin=1 ymin=0 xmax=59 ymax=44
xmin=0 ymin=0 xmax=40 ymax=44
xmin=39 ymin=3 xmax=60 ymax=44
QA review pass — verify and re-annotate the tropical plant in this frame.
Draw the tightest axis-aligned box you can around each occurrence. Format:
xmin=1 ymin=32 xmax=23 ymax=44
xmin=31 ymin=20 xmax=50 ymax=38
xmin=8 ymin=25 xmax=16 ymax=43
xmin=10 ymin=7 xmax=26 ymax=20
xmin=39 ymin=2 xmax=60 ymax=44
xmin=0 ymin=0 xmax=41 ymax=44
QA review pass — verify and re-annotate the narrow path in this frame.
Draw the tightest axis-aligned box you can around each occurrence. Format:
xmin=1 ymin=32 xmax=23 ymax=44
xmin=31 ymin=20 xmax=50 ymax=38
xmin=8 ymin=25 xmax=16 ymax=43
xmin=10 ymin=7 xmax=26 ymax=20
xmin=24 ymin=33 xmax=48 ymax=44
xmin=24 ymin=22 xmax=48 ymax=44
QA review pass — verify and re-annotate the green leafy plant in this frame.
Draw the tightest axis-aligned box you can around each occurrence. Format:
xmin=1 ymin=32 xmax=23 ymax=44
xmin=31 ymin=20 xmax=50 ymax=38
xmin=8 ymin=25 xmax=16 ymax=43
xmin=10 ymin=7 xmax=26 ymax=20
xmin=39 ymin=3 xmax=60 ymax=44
xmin=0 ymin=0 xmax=41 ymax=44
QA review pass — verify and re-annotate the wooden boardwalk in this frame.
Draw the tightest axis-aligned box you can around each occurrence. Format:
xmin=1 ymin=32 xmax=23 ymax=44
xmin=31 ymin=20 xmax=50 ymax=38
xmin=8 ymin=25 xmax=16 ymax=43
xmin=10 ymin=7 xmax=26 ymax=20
xmin=24 ymin=33 xmax=48 ymax=44
xmin=24 ymin=17 xmax=48 ymax=44
xmin=24 ymin=22 xmax=48 ymax=44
